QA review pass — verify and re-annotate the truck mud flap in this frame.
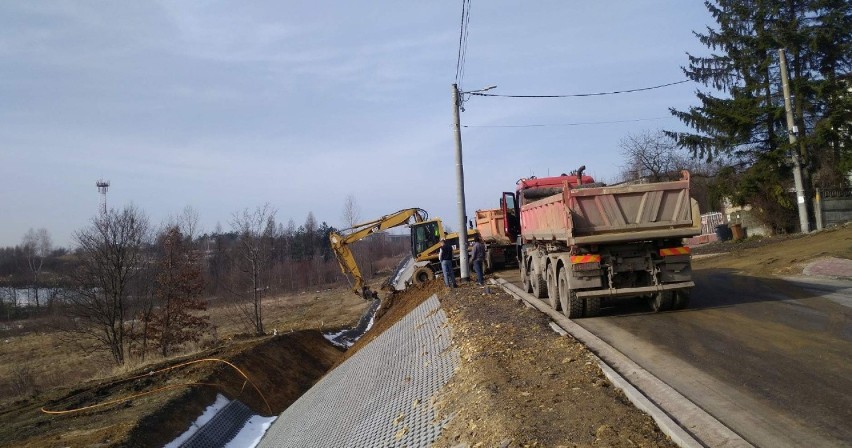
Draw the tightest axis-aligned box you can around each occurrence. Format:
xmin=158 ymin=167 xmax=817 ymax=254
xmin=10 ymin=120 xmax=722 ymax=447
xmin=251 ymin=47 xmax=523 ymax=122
xmin=575 ymin=281 xmax=695 ymax=299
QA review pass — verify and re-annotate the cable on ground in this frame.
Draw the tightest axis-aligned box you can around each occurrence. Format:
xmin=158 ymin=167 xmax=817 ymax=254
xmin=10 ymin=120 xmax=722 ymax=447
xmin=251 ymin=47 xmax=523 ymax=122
xmin=40 ymin=358 xmax=272 ymax=415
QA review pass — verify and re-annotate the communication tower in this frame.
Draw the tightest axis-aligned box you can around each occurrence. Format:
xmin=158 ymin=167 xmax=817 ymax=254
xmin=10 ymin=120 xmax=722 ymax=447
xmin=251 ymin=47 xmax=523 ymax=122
xmin=96 ymin=179 xmax=110 ymax=215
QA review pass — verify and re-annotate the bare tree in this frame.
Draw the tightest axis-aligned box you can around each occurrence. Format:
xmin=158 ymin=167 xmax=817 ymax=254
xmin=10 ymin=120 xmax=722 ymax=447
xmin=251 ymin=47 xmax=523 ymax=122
xmin=0 ymin=287 xmax=17 ymax=321
xmin=618 ymin=130 xmax=727 ymax=182
xmin=618 ymin=131 xmax=689 ymax=182
xmin=341 ymin=194 xmax=361 ymax=229
xmin=178 ymin=205 xmax=202 ymax=242
xmin=147 ymin=226 xmax=209 ymax=357
xmin=228 ymin=204 xmax=277 ymax=335
xmin=66 ymin=206 xmax=150 ymax=365
xmin=21 ymin=228 xmax=51 ymax=309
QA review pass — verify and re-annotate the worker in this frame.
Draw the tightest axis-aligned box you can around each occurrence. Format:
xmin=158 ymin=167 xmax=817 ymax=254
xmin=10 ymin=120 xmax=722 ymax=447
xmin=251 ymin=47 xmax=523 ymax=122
xmin=470 ymin=234 xmax=486 ymax=286
xmin=438 ymin=235 xmax=457 ymax=288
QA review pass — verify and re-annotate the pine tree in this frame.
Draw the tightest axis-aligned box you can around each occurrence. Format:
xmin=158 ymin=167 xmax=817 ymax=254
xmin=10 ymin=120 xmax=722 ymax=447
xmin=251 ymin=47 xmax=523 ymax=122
xmin=669 ymin=0 xmax=851 ymax=230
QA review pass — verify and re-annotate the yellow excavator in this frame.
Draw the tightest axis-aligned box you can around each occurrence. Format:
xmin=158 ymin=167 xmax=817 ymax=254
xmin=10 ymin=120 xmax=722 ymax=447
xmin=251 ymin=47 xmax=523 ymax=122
xmin=329 ymin=208 xmax=478 ymax=299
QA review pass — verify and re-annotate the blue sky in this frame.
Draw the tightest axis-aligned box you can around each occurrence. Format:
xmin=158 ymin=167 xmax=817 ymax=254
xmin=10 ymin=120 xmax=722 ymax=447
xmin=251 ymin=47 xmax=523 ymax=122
xmin=0 ymin=1 xmax=713 ymax=247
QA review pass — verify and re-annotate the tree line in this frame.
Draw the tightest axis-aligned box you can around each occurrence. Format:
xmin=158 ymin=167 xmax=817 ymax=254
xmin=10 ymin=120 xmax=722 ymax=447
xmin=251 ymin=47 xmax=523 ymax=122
xmin=0 ymin=202 xmax=408 ymax=366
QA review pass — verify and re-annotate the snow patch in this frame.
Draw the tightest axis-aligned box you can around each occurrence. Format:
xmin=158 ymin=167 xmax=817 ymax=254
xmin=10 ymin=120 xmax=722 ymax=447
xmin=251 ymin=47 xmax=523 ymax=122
xmin=224 ymin=415 xmax=277 ymax=448
xmin=164 ymin=394 xmax=230 ymax=448
xmin=322 ymin=298 xmax=380 ymax=348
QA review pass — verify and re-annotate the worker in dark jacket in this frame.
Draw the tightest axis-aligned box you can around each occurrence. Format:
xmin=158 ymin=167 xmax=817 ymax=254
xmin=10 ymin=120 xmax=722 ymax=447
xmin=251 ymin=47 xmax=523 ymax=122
xmin=470 ymin=234 xmax=486 ymax=286
xmin=438 ymin=235 xmax=457 ymax=288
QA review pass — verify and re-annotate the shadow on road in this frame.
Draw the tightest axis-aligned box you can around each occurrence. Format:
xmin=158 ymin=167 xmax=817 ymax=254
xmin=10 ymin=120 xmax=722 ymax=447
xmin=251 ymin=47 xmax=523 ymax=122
xmin=567 ymin=268 xmax=851 ymax=319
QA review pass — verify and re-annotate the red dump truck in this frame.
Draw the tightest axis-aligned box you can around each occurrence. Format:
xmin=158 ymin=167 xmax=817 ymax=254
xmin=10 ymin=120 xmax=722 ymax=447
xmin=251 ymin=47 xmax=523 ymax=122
xmin=473 ymin=208 xmax=519 ymax=271
xmin=507 ymin=168 xmax=701 ymax=318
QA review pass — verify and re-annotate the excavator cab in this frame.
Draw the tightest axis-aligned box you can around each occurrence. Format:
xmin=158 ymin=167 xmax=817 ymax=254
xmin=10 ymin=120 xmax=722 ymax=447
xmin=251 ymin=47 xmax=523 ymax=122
xmin=410 ymin=220 xmax=442 ymax=258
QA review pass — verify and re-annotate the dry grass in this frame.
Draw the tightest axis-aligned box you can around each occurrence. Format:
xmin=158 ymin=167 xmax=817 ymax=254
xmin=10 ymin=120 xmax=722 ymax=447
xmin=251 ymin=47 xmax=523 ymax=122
xmin=0 ymin=284 xmax=369 ymax=409
xmin=693 ymin=224 xmax=852 ymax=277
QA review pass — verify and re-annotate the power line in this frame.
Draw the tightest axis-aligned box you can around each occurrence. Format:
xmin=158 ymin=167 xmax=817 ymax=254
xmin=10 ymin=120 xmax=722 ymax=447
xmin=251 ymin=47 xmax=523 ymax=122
xmin=470 ymin=80 xmax=690 ymax=98
xmin=454 ymin=0 xmax=472 ymax=87
xmin=463 ymin=116 xmax=673 ymax=128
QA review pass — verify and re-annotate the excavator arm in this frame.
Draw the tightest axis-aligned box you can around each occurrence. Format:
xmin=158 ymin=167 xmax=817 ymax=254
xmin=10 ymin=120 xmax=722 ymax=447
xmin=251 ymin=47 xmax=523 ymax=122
xmin=329 ymin=208 xmax=428 ymax=298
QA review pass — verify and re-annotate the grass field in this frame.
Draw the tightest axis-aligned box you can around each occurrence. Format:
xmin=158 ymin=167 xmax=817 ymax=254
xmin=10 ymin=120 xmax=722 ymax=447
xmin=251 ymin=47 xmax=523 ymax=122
xmin=0 ymin=284 xmax=370 ymax=408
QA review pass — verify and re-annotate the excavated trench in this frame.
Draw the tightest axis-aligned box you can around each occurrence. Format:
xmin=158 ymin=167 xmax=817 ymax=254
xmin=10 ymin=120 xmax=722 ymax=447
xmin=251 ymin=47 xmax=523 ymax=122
xmin=163 ymin=297 xmax=386 ymax=447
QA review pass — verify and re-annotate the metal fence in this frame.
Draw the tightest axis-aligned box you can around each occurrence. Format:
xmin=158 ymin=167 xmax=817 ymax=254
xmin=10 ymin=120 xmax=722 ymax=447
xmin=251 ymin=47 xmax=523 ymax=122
xmin=700 ymin=212 xmax=726 ymax=235
xmin=819 ymin=187 xmax=852 ymax=199
xmin=817 ymin=187 xmax=852 ymax=228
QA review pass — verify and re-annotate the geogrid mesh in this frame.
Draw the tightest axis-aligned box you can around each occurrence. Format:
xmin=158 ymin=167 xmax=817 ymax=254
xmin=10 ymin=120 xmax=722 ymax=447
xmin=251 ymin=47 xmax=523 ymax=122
xmin=258 ymin=295 xmax=459 ymax=448
xmin=179 ymin=399 xmax=253 ymax=448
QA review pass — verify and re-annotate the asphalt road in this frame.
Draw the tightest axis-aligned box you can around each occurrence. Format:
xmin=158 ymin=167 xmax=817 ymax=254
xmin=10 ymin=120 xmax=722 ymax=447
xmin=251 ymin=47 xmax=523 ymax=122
xmin=497 ymin=268 xmax=852 ymax=448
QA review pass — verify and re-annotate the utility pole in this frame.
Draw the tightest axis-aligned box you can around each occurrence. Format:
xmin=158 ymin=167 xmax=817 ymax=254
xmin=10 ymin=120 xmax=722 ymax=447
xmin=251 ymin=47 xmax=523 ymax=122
xmin=778 ymin=49 xmax=810 ymax=233
xmin=452 ymin=83 xmax=471 ymax=281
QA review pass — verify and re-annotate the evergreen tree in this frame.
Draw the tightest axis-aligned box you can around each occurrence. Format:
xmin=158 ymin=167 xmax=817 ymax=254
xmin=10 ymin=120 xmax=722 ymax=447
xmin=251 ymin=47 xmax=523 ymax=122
xmin=669 ymin=0 xmax=851 ymax=229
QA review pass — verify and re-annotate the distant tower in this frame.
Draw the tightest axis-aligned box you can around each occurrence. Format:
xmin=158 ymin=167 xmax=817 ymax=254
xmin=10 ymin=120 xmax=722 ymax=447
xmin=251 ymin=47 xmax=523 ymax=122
xmin=96 ymin=179 xmax=110 ymax=215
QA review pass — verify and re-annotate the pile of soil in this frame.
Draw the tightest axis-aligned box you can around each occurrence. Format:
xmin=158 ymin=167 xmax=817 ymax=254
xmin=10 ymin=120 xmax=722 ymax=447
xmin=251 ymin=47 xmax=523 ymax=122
xmin=0 ymin=331 xmax=342 ymax=448
xmin=692 ymin=224 xmax=852 ymax=277
xmin=430 ymin=282 xmax=676 ymax=447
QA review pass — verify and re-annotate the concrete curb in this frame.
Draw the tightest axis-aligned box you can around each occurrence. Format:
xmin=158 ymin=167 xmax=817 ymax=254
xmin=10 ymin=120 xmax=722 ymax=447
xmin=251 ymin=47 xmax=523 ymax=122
xmin=495 ymin=278 xmax=753 ymax=448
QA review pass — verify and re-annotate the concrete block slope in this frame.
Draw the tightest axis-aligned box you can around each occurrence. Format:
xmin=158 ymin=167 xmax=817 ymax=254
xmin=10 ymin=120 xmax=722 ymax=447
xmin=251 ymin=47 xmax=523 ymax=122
xmin=259 ymin=295 xmax=459 ymax=448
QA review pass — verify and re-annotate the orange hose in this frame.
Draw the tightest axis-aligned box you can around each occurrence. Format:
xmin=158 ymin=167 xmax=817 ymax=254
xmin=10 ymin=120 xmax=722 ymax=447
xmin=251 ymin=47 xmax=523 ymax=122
xmin=41 ymin=358 xmax=271 ymax=415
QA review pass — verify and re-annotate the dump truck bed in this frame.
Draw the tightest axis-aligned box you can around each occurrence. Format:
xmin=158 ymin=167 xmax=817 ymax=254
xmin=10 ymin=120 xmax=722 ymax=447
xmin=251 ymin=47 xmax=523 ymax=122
xmin=520 ymin=173 xmax=700 ymax=245
xmin=475 ymin=208 xmax=514 ymax=245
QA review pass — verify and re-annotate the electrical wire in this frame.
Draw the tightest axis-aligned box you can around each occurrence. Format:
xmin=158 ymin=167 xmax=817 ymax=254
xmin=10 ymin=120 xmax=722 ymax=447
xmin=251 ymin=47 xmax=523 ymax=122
xmin=455 ymin=0 xmax=472 ymax=88
xmin=463 ymin=116 xmax=673 ymax=128
xmin=470 ymin=80 xmax=690 ymax=98
xmin=460 ymin=0 xmax=471 ymax=88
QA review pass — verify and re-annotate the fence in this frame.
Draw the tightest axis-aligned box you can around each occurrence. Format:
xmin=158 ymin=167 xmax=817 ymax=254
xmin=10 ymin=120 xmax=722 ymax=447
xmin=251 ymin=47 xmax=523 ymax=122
xmin=817 ymin=187 xmax=852 ymax=228
xmin=700 ymin=212 xmax=726 ymax=235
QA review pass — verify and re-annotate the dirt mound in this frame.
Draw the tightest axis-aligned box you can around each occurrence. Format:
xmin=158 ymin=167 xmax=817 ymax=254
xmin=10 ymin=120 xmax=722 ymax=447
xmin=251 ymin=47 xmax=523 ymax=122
xmin=432 ymin=284 xmax=676 ymax=447
xmin=0 ymin=331 xmax=341 ymax=448
xmin=693 ymin=224 xmax=852 ymax=277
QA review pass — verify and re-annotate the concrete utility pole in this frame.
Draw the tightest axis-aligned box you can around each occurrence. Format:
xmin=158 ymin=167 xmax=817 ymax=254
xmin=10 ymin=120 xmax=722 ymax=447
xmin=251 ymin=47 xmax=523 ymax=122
xmin=778 ymin=49 xmax=810 ymax=233
xmin=451 ymin=83 xmax=496 ymax=281
xmin=452 ymin=83 xmax=471 ymax=281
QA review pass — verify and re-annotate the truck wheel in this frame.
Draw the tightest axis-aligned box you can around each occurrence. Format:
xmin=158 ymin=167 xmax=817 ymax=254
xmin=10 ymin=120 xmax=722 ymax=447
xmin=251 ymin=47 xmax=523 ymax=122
xmin=584 ymin=297 xmax=601 ymax=317
xmin=521 ymin=263 xmax=532 ymax=293
xmin=649 ymin=291 xmax=673 ymax=312
xmin=672 ymin=289 xmax=691 ymax=310
xmin=546 ymin=264 xmax=560 ymax=310
xmin=558 ymin=269 xmax=583 ymax=318
xmin=531 ymin=267 xmax=547 ymax=299
xmin=412 ymin=267 xmax=434 ymax=285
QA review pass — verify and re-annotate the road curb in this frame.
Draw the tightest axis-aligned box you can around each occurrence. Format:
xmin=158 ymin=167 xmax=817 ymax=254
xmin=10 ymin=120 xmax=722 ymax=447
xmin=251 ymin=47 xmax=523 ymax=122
xmin=495 ymin=278 xmax=753 ymax=448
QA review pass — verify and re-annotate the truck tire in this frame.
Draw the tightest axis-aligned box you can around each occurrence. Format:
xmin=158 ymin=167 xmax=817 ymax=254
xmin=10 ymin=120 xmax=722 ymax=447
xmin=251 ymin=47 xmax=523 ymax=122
xmin=412 ymin=267 xmax=434 ymax=285
xmin=546 ymin=264 xmax=560 ymax=310
xmin=558 ymin=268 xmax=583 ymax=318
xmin=531 ymin=265 xmax=547 ymax=299
xmin=584 ymin=297 xmax=601 ymax=317
xmin=521 ymin=262 xmax=532 ymax=293
xmin=649 ymin=291 xmax=673 ymax=312
xmin=672 ymin=289 xmax=691 ymax=310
